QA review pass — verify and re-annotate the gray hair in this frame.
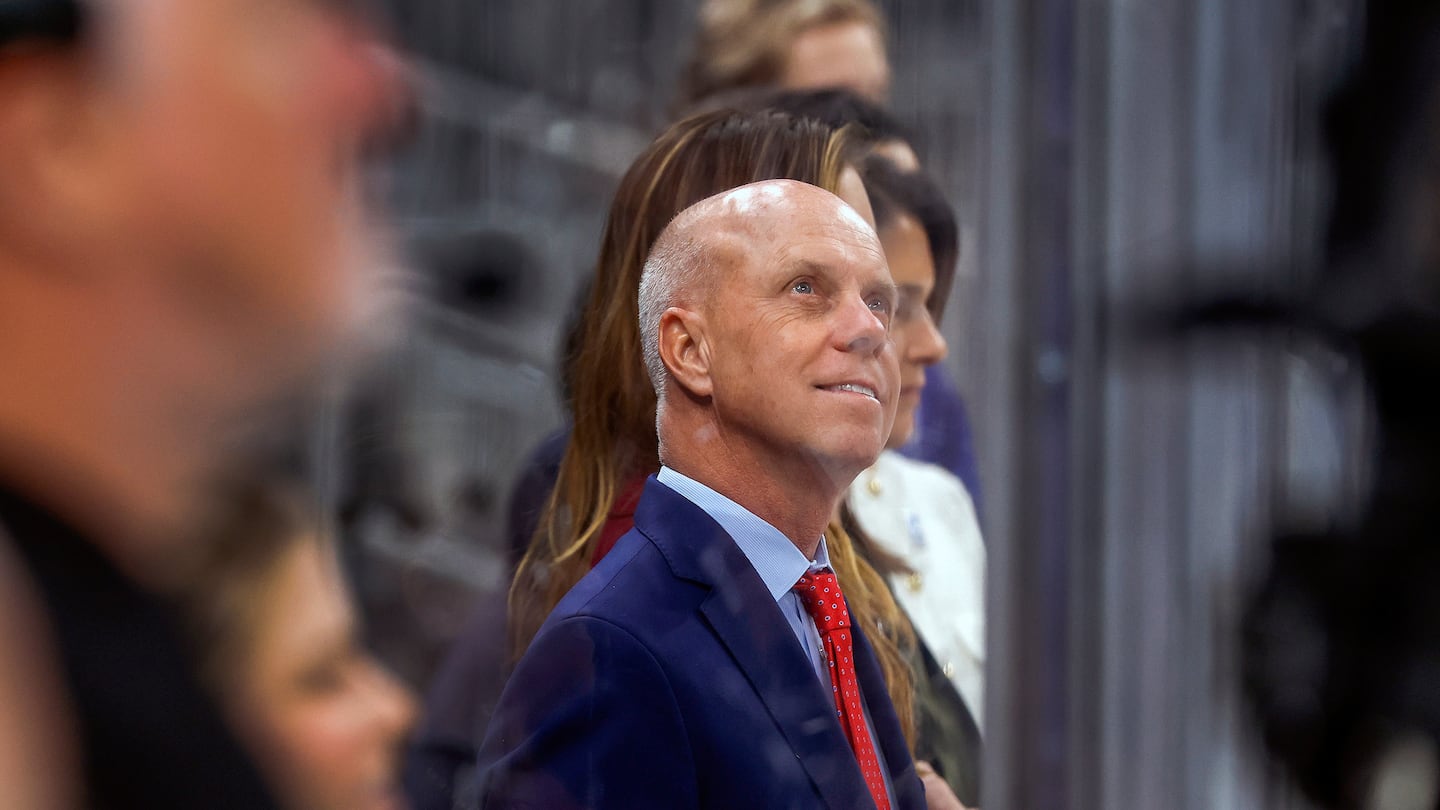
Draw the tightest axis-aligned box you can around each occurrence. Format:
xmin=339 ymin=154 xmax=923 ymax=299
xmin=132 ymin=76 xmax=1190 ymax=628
xmin=637 ymin=225 xmax=706 ymax=400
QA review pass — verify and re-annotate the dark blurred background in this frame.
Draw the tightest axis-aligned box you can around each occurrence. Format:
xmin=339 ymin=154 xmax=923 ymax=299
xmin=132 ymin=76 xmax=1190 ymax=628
xmin=324 ymin=2 xmax=1378 ymax=808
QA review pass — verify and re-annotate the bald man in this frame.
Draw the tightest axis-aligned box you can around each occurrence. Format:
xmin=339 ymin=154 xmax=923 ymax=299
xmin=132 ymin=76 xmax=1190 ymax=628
xmin=0 ymin=1 xmax=401 ymax=806
xmin=475 ymin=180 xmax=925 ymax=810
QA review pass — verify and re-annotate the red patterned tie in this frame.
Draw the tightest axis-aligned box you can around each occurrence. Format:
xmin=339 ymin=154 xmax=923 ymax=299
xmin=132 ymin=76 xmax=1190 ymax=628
xmin=794 ymin=571 xmax=891 ymax=810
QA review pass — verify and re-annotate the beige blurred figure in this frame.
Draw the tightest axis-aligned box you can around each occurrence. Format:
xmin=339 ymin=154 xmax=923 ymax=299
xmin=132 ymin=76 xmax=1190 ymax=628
xmin=0 ymin=0 xmax=405 ymax=806
xmin=186 ymin=483 xmax=417 ymax=810
xmin=678 ymin=0 xmax=892 ymax=109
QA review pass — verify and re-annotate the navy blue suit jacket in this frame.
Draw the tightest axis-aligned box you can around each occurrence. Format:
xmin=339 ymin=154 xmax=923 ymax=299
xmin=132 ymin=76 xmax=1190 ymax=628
xmin=474 ymin=476 xmax=925 ymax=809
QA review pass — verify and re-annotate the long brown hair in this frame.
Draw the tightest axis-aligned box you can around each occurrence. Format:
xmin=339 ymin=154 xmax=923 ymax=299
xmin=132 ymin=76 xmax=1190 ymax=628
xmin=509 ymin=107 xmax=917 ymax=743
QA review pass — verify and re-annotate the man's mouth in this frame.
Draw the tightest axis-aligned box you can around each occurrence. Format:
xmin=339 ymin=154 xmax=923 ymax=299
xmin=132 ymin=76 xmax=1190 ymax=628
xmin=820 ymin=383 xmax=879 ymax=401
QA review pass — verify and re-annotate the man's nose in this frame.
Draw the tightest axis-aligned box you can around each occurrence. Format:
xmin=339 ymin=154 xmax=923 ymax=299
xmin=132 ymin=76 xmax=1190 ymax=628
xmin=834 ymin=293 xmax=888 ymax=354
xmin=316 ymin=14 xmax=415 ymax=149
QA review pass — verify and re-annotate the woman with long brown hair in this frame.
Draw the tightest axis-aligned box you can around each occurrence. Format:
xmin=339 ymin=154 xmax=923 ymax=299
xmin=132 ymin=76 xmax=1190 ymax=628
xmin=403 ymin=106 xmax=920 ymax=810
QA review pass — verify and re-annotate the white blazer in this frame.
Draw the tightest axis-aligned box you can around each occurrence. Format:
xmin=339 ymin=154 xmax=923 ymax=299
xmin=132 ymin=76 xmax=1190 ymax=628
xmin=848 ymin=450 xmax=986 ymax=731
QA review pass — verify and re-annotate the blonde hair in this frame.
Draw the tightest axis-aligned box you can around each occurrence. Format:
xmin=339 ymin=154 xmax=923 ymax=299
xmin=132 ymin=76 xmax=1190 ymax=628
xmin=677 ymin=0 xmax=887 ymax=110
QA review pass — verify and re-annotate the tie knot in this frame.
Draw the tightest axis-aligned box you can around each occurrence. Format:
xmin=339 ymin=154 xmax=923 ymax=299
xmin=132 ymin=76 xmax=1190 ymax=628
xmin=793 ymin=571 xmax=851 ymax=634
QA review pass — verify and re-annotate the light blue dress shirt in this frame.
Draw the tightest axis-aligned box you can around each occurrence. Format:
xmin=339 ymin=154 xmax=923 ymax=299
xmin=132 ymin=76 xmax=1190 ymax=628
xmin=655 ymin=466 xmax=897 ymax=803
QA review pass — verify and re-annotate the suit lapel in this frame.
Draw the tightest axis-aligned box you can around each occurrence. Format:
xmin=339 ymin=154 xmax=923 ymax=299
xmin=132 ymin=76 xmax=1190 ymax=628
xmin=634 ymin=478 xmax=878 ymax=809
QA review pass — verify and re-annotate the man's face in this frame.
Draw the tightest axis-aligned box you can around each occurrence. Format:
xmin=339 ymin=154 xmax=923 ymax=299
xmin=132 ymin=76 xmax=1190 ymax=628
xmin=102 ymin=0 xmax=400 ymax=388
xmin=702 ymin=187 xmax=899 ymax=480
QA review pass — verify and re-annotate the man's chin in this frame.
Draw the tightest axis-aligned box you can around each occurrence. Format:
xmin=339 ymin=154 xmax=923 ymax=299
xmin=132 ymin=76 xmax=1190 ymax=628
xmin=809 ymin=436 xmax=886 ymax=488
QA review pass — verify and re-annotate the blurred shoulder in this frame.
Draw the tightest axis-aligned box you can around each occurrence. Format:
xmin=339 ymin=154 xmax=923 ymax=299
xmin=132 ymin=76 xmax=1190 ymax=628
xmin=0 ymin=533 xmax=77 ymax=810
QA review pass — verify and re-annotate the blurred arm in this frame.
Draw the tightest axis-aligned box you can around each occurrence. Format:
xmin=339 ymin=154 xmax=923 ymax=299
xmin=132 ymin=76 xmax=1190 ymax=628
xmin=0 ymin=540 xmax=76 ymax=810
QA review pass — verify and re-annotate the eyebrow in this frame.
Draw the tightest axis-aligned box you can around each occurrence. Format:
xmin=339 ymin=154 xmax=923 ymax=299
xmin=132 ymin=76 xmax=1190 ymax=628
xmin=784 ymin=258 xmax=833 ymax=277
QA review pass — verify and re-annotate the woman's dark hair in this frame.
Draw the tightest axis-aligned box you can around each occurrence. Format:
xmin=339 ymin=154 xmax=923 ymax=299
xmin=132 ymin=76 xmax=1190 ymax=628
xmin=861 ymin=155 xmax=960 ymax=323
xmin=0 ymin=0 xmax=82 ymax=48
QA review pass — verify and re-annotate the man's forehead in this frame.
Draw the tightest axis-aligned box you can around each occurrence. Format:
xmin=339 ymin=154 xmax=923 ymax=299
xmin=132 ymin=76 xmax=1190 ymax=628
xmin=711 ymin=180 xmax=874 ymax=235
xmin=765 ymin=233 xmax=889 ymax=280
xmin=658 ymin=179 xmax=887 ymax=299
xmin=697 ymin=182 xmax=878 ymax=261
xmin=715 ymin=181 xmax=822 ymax=216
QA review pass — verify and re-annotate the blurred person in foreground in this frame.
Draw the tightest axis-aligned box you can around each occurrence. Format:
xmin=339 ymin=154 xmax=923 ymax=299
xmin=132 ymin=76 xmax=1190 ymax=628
xmin=1237 ymin=2 xmax=1440 ymax=808
xmin=184 ymin=480 xmax=416 ymax=810
xmin=678 ymin=0 xmax=891 ymax=108
xmin=0 ymin=0 xmax=404 ymax=806
xmin=476 ymin=179 xmax=923 ymax=809
xmin=409 ymin=107 xmax=920 ymax=810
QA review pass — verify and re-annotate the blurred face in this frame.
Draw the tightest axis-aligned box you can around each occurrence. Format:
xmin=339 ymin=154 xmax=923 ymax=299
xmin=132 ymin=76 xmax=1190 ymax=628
xmin=780 ymin=20 xmax=890 ymax=104
xmin=703 ymin=186 xmax=899 ymax=479
xmin=101 ymin=0 xmax=402 ymax=394
xmin=233 ymin=543 xmax=415 ymax=810
xmin=879 ymin=213 xmax=947 ymax=447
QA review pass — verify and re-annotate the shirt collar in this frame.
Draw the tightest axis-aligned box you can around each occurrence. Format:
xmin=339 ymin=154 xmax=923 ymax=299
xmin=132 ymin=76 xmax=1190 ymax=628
xmin=656 ymin=466 xmax=829 ymax=602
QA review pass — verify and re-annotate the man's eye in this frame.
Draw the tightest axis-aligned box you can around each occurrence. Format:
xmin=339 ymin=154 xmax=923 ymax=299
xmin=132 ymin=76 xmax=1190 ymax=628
xmin=869 ymin=297 xmax=892 ymax=314
xmin=792 ymin=280 xmax=814 ymax=295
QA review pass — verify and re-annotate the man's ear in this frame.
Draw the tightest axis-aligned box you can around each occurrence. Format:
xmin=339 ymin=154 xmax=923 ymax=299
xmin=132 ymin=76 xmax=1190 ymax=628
xmin=658 ymin=306 xmax=713 ymax=399
xmin=0 ymin=52 xmax=130 ymax=263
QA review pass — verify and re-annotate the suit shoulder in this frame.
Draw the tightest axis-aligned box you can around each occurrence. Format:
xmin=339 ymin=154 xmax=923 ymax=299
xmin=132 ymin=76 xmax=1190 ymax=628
xmin=543 ymin=531 xmax=699 ymax=641
xmin=526 ymin=610 xmax=663 ymax=668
